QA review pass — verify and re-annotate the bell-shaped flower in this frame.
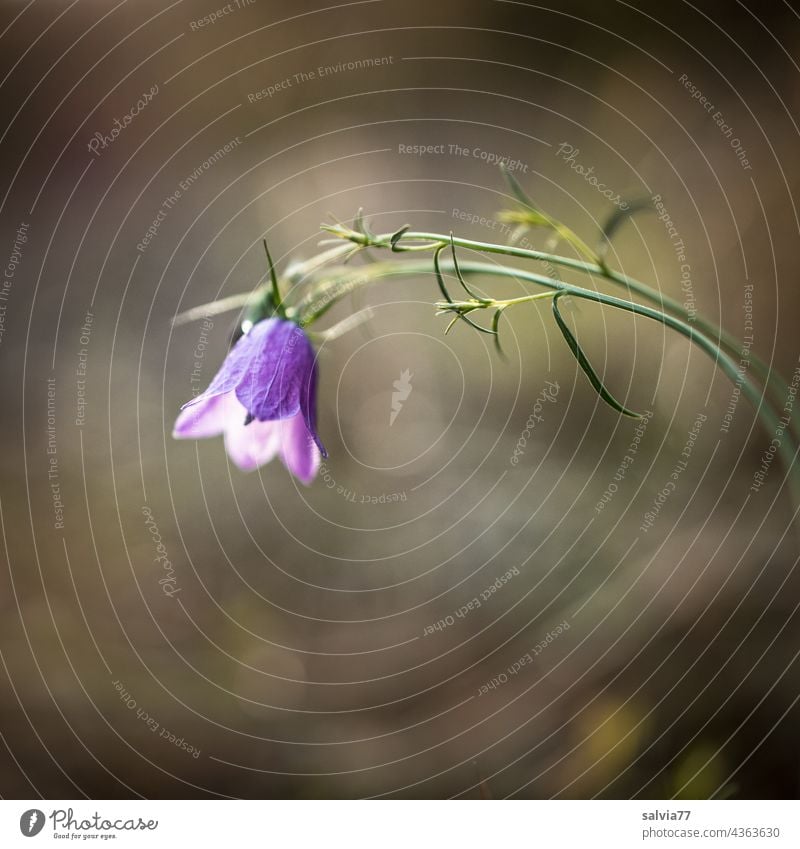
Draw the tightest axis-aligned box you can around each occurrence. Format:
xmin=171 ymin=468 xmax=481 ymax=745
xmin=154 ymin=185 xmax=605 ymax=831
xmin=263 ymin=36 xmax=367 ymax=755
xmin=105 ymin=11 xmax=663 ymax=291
xmin=173 ymin=318 xmax=325 ymax=484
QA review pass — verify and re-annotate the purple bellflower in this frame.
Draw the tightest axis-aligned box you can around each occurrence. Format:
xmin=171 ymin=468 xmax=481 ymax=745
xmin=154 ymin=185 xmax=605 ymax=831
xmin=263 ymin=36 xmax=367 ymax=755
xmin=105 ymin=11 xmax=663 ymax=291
xmin=173 ymin=317 xmax=326 ymax=484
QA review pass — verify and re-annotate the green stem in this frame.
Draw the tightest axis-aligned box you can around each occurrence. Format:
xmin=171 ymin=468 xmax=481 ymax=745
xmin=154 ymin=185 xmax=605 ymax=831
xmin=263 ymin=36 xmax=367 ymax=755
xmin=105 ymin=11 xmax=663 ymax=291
xmin=300 ymin=256 xmax=799 ymax=507
xmin=340 ymin=228 xmax=793 ymax=437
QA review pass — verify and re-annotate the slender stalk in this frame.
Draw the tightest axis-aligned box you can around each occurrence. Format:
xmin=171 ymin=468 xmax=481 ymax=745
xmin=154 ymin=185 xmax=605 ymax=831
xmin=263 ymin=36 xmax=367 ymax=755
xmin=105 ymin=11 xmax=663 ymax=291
xmin=324 ymin=225 xmax=794 ymax=435
xmin=296 ymin=255 xmax=799 ymax=506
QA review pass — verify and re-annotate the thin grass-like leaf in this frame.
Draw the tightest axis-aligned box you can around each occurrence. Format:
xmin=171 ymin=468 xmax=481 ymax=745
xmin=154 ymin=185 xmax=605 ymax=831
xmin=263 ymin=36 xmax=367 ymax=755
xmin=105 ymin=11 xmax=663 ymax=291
xmin=171 ymin=291 xmax=253 ymax=326
xmin=499 ymin=166 xmax=597 ymax=261
xmin=354 ymin=206 xmax=366 ymax=235
xmin=551 ymin=293 xmax=641 ymax=418
xmin=313 ymin=307 xmax=376 ymax=342
xmin=390 ymin=225 xmax=410 ymax=251
xmin=262 ymin=239 xmax=282 ymax=309
xmin=501 ymin=163 xmax=537 ymax=209
xmin=450 ymin=233 xmax=489 ymax=302
xmin=492 ymin=307 xmax=507 ymax=360
xmin=433 ymin=246 xmax=496 ymax=336
xmin=433 ymin=244 xmax=454 ymax=305
xmin=444 ymin=315 xmax=460 ymax=335
xmin=598 ymin=199 xmax=652 ymax=259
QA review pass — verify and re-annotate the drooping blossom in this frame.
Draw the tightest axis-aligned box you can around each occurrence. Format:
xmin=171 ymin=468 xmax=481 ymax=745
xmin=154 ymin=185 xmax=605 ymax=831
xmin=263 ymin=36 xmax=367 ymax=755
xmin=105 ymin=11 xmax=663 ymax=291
xmin=173 ymin=317 xmax=325 ymax=484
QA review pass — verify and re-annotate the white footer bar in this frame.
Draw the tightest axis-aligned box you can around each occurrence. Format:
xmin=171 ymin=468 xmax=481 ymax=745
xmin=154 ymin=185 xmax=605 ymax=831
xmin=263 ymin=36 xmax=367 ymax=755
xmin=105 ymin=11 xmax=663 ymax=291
xmin=2 ymin=800 xmax=796 ymax=848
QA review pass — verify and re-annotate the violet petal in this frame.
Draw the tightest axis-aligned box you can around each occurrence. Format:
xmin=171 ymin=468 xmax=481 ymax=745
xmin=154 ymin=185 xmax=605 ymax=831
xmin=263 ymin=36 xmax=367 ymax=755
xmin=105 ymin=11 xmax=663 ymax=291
xmin=173 ymin=391 xmax=239 ymax=439
xmin=278 ymin=412 xmax=321 ymax=485
xmin=223 ymin=416 xmax=282 ymax=471
xmin=234 ymin=320 xmax=314 ymax=423
xmin=299 ymin=360 xmax=326 ymax=457
xmin=180 ymin=318 xmax=280 ymax=412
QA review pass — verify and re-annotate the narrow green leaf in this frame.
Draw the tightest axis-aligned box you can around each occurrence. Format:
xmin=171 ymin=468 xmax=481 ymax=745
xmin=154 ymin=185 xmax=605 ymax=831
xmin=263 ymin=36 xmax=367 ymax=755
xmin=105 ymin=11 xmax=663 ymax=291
xmin=444 ymin=315 xmax=460 ymax=335
xmin=433 ymin=244 xmax=454 ymax=304
xmin=551 ymin=293 xmax=641 ymax=418
xmin=433 ymin=245 xmax=495 ymax=336
xmin=500 ymin=165 xmax=599 ymax=262
xmin=492 ymin=307 xmax=507 ymax=360
xmin=598 ymin=199 xmax=653 ymax=256
xmin=171 ymin=291 xmax=253 ymax=326
xmin=449 ymin=233 xmax=489 ymax=302
xmin=501 ymin=163 xmax=537 ymax=209
xmin=262 ymin=239 xmax=282 ymax=310
xmin=390 ymin=225 xmax=410 ymax=250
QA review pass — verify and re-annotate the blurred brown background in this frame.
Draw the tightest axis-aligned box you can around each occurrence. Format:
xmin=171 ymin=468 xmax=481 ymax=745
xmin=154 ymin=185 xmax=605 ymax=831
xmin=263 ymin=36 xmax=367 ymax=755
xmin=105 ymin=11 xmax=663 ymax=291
xmin=1 ymin=0 xmax=800 ymax=798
